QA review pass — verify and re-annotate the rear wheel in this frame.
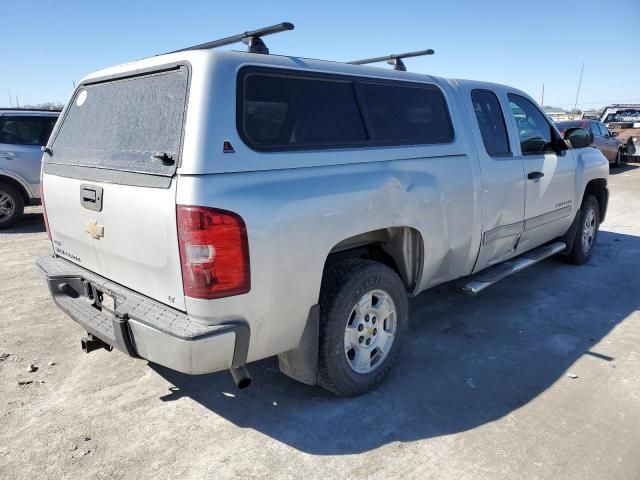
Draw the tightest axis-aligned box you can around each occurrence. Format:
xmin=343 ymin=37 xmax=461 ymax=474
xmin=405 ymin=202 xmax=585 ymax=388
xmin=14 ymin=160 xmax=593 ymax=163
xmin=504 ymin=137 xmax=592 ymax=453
xmin=565 ymin=195 xmax=600 ymax=265
xmin=0 ymin=183 xmax=24 ymax=230
xmin=318 ymin=259 xmax=408 ymax=396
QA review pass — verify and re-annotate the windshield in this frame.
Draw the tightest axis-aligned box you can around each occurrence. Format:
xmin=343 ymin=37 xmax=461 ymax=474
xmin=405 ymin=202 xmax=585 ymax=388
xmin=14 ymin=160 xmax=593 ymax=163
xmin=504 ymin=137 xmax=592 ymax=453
xmin=50 ymin=66 xmax=188 ymax=176
xmin=604 ymin=110 xmax=640 ymax=123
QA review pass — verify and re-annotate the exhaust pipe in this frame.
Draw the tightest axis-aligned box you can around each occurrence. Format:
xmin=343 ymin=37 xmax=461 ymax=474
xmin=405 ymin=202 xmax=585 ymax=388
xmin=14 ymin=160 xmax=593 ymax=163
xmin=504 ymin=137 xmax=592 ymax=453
xmin=229 ymin=365 xmax=252 ymax=389
xmin=81 ymin=334 xmax=112 ymax=354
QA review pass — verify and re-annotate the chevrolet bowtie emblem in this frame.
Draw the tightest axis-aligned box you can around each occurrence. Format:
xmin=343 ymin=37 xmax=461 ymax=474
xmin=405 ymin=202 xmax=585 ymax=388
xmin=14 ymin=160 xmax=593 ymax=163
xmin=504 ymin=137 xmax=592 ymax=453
xmin=84 ymin=220 xmax=104 ymax=239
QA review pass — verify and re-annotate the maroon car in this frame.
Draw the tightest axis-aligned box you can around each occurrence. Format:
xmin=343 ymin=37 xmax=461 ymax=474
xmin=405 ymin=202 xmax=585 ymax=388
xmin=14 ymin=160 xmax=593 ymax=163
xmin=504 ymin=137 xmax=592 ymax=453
xmin=556 ymin=120 xmax=624 ymax=167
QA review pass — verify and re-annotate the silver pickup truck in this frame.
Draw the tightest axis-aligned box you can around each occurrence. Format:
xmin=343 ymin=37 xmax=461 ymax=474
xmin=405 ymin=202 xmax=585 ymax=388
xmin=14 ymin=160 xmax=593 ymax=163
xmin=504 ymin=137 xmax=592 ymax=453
xmin=37 ymin=25 xmax=609 ymax=396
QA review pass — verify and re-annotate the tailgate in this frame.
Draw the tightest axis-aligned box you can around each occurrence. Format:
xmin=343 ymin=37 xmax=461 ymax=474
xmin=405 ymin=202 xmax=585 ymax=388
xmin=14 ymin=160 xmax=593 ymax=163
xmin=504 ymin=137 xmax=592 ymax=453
xmin=42 ymin=64 xmax=189 ymax=310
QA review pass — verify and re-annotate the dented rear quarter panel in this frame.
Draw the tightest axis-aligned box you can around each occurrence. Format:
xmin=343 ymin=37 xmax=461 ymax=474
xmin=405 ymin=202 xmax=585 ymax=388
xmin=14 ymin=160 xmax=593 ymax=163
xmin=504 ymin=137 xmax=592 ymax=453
xmin=176 ymin=152 xmax=481 ymax=362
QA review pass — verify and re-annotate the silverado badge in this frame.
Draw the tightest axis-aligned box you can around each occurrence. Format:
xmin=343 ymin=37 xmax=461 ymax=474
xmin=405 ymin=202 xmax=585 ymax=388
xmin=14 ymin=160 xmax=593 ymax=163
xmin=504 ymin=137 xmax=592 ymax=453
xmin=84 ymin=220 xmax=104 ymax=239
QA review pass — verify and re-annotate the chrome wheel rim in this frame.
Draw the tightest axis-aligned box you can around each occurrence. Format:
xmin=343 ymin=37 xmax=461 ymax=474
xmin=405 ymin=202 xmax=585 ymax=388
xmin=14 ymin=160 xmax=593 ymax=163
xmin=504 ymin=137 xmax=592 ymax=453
xmin=0 ymin=191 xmax=15 ymax=222
xmin=581 ymin=207 xmax=597 ymax=253
xmin=344 ymin=289 xmax=396 ymax=374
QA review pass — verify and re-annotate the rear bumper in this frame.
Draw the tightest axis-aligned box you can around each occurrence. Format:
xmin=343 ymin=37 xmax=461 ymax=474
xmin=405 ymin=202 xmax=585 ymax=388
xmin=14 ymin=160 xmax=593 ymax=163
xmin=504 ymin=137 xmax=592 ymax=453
xmin=36 ymin=255 xmax=249 ymax=375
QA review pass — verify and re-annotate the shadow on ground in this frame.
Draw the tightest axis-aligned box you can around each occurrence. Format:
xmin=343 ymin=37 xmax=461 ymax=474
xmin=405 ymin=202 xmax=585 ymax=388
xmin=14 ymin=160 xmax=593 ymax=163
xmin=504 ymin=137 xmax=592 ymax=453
xmin=154 ymin=230 xmax=640 ymax=454
xmin=610 ymin=163 xmax=639 ymax=175
xmin=2 ymin=211 xmax=46 ymax=234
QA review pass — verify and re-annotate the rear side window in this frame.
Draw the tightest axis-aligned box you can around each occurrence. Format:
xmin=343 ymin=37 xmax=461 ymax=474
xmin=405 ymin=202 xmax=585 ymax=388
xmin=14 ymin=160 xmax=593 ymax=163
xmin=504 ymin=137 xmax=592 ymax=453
xmin=240 ymin=73 xmax=366 ymax=149
xmin=471 ymin=89 xmax=510 ymax=156
xmin=237 ymin=68 xmax=454 ymax=151
xmin=51 ymin=66 xmax=188 ymax=176
xmin=0 ymin=116 xmax=57 ymax=146
xmin=356 ymin=82 xmax=453 ymax=145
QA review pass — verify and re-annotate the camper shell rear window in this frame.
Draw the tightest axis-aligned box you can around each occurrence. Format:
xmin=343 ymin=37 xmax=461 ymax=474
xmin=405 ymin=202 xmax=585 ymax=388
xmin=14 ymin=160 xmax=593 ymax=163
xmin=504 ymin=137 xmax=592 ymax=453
xmin=237 ymin=67 xmax=454 ymax=152
xmin=49 ymin=65 xmax=189 ymax=176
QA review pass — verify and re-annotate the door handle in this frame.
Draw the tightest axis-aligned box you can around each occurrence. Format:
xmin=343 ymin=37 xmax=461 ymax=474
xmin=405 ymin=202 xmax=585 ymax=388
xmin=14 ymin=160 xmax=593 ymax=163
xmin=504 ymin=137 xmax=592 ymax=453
xmin=527 ymin=171 xmax=544 ymax=180
xmin=80 ymin=184 xmax=103 ymax=212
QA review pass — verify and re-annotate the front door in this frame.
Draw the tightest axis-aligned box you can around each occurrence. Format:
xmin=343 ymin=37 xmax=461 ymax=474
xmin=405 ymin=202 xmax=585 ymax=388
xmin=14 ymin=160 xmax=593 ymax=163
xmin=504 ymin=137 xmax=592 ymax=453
xmin=505 ymin=94 xmax=577 ymax=252
xmin=464 ymin=87 xmax=526 ymax=272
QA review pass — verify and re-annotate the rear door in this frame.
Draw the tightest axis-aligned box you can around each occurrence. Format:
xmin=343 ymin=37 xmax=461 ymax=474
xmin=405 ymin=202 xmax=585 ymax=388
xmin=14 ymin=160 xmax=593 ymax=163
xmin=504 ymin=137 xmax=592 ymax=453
xmin=505 ymin=94 xmax=576 ymax=251
xmin=42 ymin=65 xmax=189 ymax=310
xmin=464 ymin=87 xmax=526 ymax=271
xmin=0 ymin=114 xmax=57 ymax=195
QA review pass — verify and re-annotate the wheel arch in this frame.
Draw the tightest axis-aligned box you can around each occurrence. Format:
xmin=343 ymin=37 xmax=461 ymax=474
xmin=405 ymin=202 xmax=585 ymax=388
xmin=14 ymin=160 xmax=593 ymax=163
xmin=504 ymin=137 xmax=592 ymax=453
xmin=581 ymin=178 xmax=608 ymax=222
xmin=0 ymin=173 xmax=31 ymax=204
xmin=323 ymin=226 xmax=424 ymax=294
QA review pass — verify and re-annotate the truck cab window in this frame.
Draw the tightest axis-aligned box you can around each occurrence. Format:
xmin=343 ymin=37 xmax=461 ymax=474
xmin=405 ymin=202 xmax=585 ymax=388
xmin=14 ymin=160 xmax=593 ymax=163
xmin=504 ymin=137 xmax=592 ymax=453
xmin=471 ymin=89 xmax=510 ymax=156
xmin=508 ymin=94 xmax=555 ymax=155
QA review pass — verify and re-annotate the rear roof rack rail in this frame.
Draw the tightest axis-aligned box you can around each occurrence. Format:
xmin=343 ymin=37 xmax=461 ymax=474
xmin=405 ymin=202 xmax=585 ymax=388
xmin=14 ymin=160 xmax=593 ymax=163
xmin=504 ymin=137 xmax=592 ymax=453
xmin=166 ymin=22 xmax=294 ymax=56
xmin=348 ymin=49 xmax=435 ymax=71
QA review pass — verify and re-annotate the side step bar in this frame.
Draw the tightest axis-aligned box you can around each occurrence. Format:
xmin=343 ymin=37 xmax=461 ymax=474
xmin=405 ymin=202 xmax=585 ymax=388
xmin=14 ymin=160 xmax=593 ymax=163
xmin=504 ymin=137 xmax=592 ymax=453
xmin=461 ymin=241 xmax=566 ymax=295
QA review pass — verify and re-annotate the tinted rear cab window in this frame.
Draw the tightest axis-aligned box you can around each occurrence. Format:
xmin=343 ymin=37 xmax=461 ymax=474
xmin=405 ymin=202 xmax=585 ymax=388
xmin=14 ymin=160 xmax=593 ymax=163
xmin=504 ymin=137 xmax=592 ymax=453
xmin=238 ymin=68 xmax=454 ymax=151
xmin=471 ymin=89 xmax=510 ymax=156
xmin=50 ymin=66 xmax=188 ymax=176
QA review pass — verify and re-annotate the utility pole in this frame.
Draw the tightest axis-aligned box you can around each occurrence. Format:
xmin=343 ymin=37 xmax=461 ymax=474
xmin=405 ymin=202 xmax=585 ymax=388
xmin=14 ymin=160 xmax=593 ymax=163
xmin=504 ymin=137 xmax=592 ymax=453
xmin=541 ymin=83 xmax=545 ymax=107
xmin=8 ymin=89 xmax=12 ymax=107
xmin=573 ymin=62 xmax=585 ymax=119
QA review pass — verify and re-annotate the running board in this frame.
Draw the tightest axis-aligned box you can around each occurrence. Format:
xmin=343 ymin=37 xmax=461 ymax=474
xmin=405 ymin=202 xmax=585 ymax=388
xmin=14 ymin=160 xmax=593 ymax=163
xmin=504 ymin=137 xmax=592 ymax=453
xmin=461 ymin=241 xmax=566 ymax=295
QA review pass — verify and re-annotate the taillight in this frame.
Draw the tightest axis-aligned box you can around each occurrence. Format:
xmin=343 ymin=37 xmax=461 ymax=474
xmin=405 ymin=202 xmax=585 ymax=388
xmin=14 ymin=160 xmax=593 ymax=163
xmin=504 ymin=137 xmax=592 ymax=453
xmin=176 ymin=205 xmax=250 ymax=299
xmin=40 ymin=179 xmax=51 ymax=241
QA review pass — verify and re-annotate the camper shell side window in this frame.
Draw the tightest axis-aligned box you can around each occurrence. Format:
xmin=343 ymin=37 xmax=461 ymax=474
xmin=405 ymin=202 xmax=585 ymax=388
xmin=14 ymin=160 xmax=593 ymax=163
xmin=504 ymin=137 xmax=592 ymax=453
xmin=236 ymin=66 xmax=454 ymax=152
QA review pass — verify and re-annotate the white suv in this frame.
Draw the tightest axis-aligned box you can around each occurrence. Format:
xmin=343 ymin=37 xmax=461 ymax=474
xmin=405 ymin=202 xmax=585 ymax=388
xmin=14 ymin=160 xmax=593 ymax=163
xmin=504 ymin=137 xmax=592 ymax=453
xmin=37 ymin=24 xmax=608 ymax=396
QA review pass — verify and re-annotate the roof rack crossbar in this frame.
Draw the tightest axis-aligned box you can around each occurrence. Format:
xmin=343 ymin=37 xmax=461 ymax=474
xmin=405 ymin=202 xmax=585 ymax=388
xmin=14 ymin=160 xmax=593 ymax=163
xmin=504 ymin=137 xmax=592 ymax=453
xmin=167 ymin=22 xmax=294 ymax=55
xmin=348 ymin=49 xmax=435 ymax=71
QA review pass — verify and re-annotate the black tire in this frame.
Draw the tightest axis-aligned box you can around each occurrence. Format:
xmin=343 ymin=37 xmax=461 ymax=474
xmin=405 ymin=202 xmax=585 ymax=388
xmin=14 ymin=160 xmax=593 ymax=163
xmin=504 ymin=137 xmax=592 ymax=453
xmin=565 ymin=195 xmax=600 ymax=265
xmin=0 ymin=182 xmax=25 ymax=230
xmin=317 ymin=259 xmax=409 ymax=396
xmin=614 ymin=149 xmax=622 ymax=167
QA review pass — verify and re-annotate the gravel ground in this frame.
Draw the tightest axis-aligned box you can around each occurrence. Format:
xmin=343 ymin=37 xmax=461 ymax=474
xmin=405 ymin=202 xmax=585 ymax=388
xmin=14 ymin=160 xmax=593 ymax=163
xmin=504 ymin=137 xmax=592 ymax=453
xmin=1 ymin=165 xmax=639 ymax=479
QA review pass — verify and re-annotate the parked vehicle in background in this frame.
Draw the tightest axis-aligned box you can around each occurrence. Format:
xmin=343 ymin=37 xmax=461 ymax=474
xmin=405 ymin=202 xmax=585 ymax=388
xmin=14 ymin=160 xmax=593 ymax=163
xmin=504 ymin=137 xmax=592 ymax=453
xmin=580 ymin=111 xmax=601 ymax=121
xmin=36 ymin=23 xmax=609 ymax=396
xmin=0 ymin=108 xmax=59 ymax=228
xmin=600 ymin=104 xmax=640 ymax=163
xmin=556 ymin=120 xmax=624 ymax=167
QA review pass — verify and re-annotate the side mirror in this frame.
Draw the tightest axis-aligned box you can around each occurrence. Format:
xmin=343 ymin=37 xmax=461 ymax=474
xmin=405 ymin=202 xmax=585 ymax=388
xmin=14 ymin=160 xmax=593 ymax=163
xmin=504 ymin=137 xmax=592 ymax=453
xmin=564 ymin=127 xmax=594 ymax=149
xmin=611 ymin=131 xmax=619 ymax=137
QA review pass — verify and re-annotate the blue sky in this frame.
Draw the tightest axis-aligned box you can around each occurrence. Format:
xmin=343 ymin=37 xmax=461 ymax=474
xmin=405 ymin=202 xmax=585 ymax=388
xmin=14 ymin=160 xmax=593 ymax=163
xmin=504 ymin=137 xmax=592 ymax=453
xmin=2 ymin=0 xmax=639 ymax=110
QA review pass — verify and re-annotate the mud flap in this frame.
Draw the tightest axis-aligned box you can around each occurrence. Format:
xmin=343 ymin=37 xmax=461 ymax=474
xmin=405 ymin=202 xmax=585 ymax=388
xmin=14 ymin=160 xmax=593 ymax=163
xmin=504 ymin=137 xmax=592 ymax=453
xmin=277 ymin=304 xmax=319 ymax=385
xmin=561 ymin=207 xmax=581 ymax=254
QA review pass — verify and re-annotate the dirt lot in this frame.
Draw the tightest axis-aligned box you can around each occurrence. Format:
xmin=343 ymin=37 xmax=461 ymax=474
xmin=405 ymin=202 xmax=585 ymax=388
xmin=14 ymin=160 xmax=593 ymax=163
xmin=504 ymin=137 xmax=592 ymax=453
xmin=1 ymin=166 xmax=639 ymax=480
